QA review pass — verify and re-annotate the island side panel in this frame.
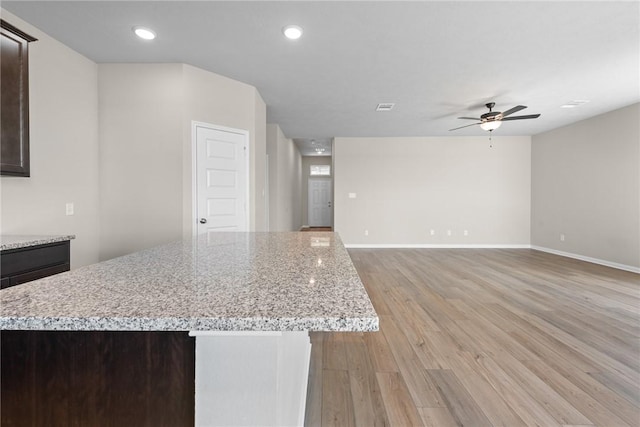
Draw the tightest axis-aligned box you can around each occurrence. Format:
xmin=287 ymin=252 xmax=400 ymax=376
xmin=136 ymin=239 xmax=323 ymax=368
xmin=192 ymin=331 xmax=312 ymax=426
xmin=0 ymin=331 xmax=195 ymax=426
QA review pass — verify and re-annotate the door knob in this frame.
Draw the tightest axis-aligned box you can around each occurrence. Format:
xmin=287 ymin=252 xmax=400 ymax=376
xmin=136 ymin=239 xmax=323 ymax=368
xmin=199 ymin=218 xmax=207 ymax=224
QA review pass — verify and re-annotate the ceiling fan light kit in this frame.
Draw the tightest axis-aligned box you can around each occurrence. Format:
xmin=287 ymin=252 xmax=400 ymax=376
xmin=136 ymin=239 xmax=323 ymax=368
xmin=449 ymin=102 xmax=541 ymax=132
xmin=480 ymin=121 xmax=501 ymax=131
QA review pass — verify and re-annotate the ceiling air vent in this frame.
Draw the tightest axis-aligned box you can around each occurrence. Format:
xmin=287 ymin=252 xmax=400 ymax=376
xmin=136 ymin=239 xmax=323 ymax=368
xmin=561 ymin=100 xmax=590 ymax=108
xmin=376 ymin=103 xmax=395 ymax=111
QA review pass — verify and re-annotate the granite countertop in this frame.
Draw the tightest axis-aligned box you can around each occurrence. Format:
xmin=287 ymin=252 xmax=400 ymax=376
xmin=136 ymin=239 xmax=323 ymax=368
xmin=1 ymin=235 xmax=76 ymax=251
xmin=0 ymin=232 xmax=378 ymax=332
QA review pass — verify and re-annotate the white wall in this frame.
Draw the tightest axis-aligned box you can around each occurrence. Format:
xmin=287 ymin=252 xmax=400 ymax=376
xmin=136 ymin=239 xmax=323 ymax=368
xmin=334 ymin=136 xmax=531 ymax=246
xmin=0 ymin=10 xmax=100 ymax=268
xmin=253 ymin=91 xmax=267 ymax=231
xmin=531 ymin=103 xmax=640 ymax=269
xmin=99 ymin=63 xmax=268 ymax=260
xmin=98 ymin=64 xmax=184 ymax=261
xmin=266 ymin=124 xmax=302 ymax=231
xmin=301 ymin=156 xmax=332 ymax=227
xmin=0 ymin=12 xmax=268 ymax=265
xmin=182 ymin=64 xmax=267 ymax=236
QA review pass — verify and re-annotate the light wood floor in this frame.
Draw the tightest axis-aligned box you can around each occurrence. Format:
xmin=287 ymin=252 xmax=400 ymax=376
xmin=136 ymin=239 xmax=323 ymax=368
xmin=305 ymin=249 xmax=640 ymax=427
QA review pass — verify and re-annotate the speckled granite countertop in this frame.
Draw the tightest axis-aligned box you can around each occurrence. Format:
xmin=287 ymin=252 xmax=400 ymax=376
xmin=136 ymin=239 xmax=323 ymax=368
xmin=0 ymin=232 xmax=378 ymax=332
xmin=1 ymin=235 xmax=76 ymax=251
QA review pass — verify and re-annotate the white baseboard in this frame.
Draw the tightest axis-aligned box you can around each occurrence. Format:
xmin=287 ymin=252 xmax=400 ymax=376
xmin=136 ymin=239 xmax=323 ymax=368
xmin=531 ymin=246 xmax=640 ymax=274
xmin=344 ymin=244 xmax=531 ymax=249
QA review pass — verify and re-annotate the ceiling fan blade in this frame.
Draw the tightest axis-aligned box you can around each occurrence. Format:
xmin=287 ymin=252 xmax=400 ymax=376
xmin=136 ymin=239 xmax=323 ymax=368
xmin=501 ymin=105 xmax=527 ymax=117
xmin=449 ymin=122 xmax=481 ymax=131
xmin=457 ymin=116 xmax=481 ymax=121
xmin=501 ymin=114 xmax=541 ymax=121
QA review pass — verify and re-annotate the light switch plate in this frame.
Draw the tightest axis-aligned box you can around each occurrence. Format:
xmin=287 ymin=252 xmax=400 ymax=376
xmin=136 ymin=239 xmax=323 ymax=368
xmin=348 ymin=193 xmax=357 ymax=199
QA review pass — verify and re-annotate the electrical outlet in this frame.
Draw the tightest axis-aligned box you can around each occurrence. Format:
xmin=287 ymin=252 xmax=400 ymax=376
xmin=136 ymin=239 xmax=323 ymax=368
xmin=65 ymin=202 xmax=74 ymax=216
xmin=560 ymin=233 xmax=565 ymax=242
xmin=447 ymin=230 xmax=452 ymax=236
xmin=348 ymin=193 xmax=357 ymax=199
xmin=463 ymin=230 xmax=469 ymax=236
xmin=430 ymin=229 xmax=435 ymax=236
xmin=364 ymin=229 xmax=369 ymax=236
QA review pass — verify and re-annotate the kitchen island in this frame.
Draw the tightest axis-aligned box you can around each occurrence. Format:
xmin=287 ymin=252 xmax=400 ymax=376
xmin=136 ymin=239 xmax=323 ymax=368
xmin=0 ymin=232 xmax=378 ymax=426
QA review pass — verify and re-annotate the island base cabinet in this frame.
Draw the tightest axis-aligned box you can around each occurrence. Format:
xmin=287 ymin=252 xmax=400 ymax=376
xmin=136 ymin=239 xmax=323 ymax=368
xmin=190 ymin=331 xmax=312 ymax=427
xmin=0 ymin=331 xmax=195 ymax=427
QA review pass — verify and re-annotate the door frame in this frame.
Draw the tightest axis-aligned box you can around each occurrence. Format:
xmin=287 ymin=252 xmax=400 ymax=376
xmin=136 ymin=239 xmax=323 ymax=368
xmin=191 ymin=121 xmax=251 ymax=236
xmin=307 ymin=177 xmax=333 ymax=227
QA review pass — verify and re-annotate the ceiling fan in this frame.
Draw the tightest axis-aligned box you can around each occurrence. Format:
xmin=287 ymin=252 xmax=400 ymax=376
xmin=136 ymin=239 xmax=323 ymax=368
xmin=449 ymin=102 xmax=541 ymax=132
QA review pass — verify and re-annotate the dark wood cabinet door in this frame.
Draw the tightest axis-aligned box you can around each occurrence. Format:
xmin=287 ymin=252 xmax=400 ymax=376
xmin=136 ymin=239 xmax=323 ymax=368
xmin=1 ymin=331 xmax=196 ymax=427
xmin=1 ymin=20 xmax=37 ymax=177
xmin=0 ymin=240 xmax=70 ymax=289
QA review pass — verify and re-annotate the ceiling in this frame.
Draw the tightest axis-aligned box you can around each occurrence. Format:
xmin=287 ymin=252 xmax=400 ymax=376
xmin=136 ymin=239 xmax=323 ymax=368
xmin=4 ymin=1 xmax=639 ymax=157
xmin=293 ymin=138 xmax=333 ymax=157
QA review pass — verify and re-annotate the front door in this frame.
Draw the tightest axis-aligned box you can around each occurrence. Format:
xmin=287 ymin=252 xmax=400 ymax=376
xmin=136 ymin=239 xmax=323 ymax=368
xmin=308 ymin=178 xmax=332 ymax=227
xmin=195 ymin=123 xmax=249 ymax=234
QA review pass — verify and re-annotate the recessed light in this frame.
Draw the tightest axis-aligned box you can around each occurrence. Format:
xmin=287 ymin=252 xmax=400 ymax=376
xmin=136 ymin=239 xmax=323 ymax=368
xmin=376 ymin=103 xmax=395 ymax=112
xmin=133 ymin=26 xmax=156 ymax=40
xmin=282 ymin=25 xmax=303 ymax=40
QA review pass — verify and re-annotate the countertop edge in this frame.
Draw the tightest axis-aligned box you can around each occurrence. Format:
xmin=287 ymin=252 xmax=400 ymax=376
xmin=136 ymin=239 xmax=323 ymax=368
xmin=1 ymin=235 xmax=76 ymax=251
xmin=0 ymin=315 xmax=380 ymax=332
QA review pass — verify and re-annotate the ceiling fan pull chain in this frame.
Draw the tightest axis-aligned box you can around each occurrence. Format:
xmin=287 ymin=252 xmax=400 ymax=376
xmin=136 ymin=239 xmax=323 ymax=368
xmin=489 ymin=130 xmax=493 ymax=148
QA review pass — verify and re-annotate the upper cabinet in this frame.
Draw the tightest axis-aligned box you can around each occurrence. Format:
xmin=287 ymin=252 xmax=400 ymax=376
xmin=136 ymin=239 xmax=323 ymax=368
xmin=1 ymin=20 xmax=37 ymax=177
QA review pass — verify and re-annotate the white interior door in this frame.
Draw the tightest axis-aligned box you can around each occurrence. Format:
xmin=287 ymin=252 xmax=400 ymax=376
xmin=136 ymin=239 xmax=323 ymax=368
xmin=308 ymin=178 xmax=333 ymax=227
xmin=195 ymin=123 xmax=249 ymax=234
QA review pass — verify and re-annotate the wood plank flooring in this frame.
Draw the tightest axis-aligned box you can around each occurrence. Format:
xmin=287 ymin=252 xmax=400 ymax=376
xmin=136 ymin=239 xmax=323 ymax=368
xmin=305 ymin=249 xmax=640 ymax=427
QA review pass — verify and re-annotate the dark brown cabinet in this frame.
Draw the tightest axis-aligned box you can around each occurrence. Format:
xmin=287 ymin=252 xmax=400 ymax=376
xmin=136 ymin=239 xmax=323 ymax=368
xmin=0 ymin=240 xmax=70 ymax=289
xmin=1 ymin=331 xmax=195 ymax=427
xmin=1 ymin=20 xmax=37 ymax=177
